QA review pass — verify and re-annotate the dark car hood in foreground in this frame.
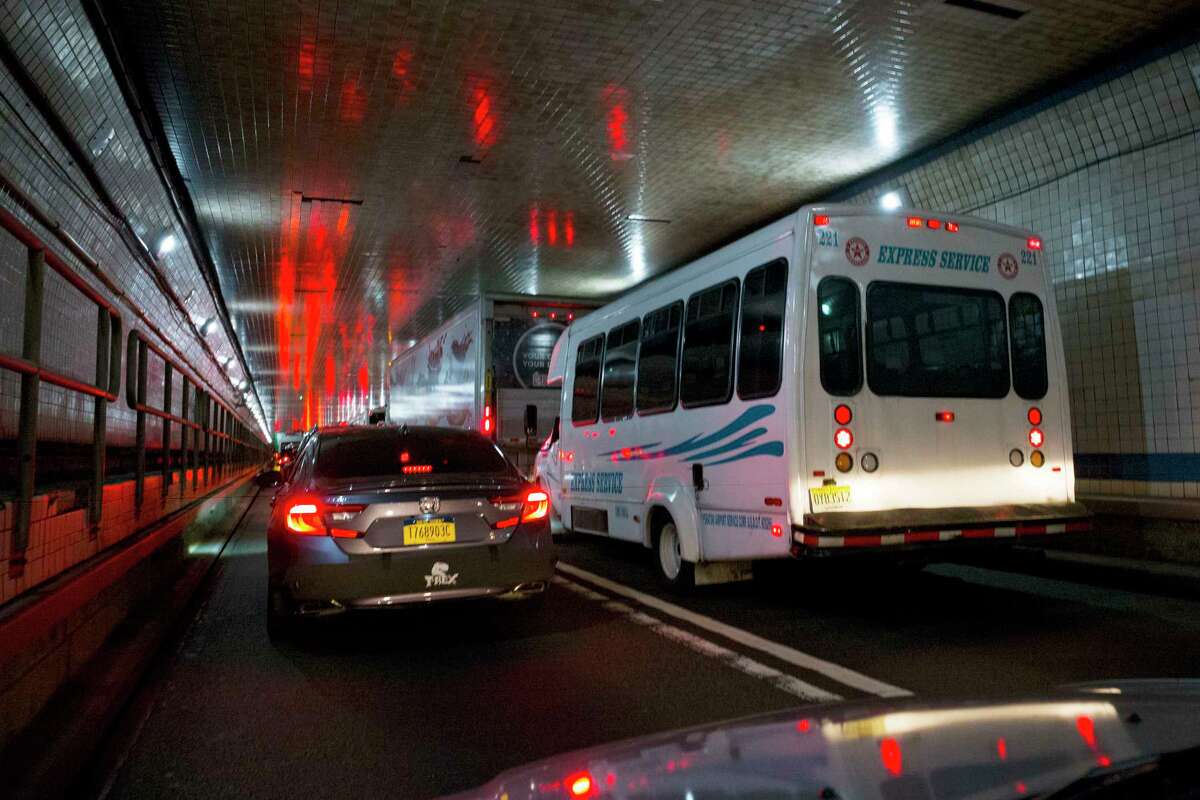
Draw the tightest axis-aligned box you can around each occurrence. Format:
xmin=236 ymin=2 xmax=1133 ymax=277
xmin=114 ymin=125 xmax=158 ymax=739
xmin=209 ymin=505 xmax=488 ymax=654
xmin=442 ymin=680 xmax=1200 ymax=799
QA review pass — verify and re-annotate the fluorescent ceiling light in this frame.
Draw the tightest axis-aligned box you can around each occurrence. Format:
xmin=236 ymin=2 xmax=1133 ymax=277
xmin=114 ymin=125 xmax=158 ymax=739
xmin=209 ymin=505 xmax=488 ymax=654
xmin=879 ymin=191 xmax=903 ymax=211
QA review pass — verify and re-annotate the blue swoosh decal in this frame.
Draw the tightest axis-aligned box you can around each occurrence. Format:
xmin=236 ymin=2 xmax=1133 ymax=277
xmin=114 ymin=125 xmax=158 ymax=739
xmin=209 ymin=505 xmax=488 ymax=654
xmin=656 ymin=404 xmax=775 ymax=458
xmin=704 ymin=441 xmax=784 ymax=466
xmin=686 ymin=427 xmax=766 ymax=462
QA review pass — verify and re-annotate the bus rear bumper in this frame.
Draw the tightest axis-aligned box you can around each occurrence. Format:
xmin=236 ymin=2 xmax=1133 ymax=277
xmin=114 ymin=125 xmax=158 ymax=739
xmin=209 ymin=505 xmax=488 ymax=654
xmin=793 ymin=502 xmax=1091 ymax=554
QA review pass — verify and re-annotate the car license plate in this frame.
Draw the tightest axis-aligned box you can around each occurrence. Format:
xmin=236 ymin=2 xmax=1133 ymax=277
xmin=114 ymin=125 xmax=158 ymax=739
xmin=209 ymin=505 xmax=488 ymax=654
xmin=809 ymin=485 xmax=851 ymax=510
xmin=402 ymin=518 xmax=456 ymax=546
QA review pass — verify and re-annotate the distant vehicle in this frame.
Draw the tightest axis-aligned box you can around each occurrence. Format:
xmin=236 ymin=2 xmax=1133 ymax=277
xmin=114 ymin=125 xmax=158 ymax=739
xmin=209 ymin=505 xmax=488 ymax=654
xmin=258 ymin=425 xmax=555 ymax=637
xmin=443 ymin=681 xmax=1200 ymax=799
xmin=387 ymin=295 xmax=599 ymax=475
xmin=537 ymin=205 xmax=1089 ymax=588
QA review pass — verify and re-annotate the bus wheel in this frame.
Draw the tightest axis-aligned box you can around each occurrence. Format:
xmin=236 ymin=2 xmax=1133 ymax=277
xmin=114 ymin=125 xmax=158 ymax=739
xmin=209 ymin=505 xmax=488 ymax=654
xmin=654 ymin=519 xmax=695 ymax=591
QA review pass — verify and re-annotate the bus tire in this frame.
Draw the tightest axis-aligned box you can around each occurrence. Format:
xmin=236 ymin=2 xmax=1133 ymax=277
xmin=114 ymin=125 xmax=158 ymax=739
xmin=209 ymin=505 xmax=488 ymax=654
xmin=653 ymin=518 xmax=695 ymax=591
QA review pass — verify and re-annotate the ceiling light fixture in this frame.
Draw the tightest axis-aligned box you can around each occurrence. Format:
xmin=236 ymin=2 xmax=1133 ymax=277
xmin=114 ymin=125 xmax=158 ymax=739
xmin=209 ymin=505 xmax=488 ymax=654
xmin=155 ymin=229 xmax=178 ymax=257
xmin=879 ymin=191 xmax=903 ymax=211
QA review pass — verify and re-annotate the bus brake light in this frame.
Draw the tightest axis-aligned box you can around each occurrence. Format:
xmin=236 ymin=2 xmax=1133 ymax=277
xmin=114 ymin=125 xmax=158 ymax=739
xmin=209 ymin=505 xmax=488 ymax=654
xmin=936 ymin=410 xmax=955 ymax=423
xmin=926 ymin=218 xmax=941 ymax=229
xmin=834 ymin=428 xmax=853 ymax=449
xmin=813 ymin=214 xmax=830 ymax=226
xmin=945 ymin=222 xmax=960 ymax=232
xmin=834 ymin=404 xmax=852 ymax=425
xmin=907 ymin=216 xmax=923 ymax=228
xmin=1028 ymin=407 xmax=1042 ymax=425
xmin=1027 ymin=236 xmax=1043 ymax=250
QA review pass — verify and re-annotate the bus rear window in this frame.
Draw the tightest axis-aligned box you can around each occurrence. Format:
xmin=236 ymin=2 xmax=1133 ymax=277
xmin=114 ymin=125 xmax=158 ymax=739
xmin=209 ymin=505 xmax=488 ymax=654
xmin=1009 ymin=292 xmax=1048 ymax=399
xmin=866 ymin=282 xmax=1009 ymax=398
xmin=571 ymin=335 xmax=604 ymax=424
xmin=817 ymin=277 xmax=862 ymax=396
xmin=315 ymin=429 xmax=511 ymax=479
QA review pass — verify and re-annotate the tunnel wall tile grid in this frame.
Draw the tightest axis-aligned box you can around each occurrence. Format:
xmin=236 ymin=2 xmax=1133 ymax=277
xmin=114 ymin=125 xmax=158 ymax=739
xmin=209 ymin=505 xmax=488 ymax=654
xmin=0 ymin=1 xmax=264 ymax=605
xmin=843 ymin=43 xmax=1200 ymax=497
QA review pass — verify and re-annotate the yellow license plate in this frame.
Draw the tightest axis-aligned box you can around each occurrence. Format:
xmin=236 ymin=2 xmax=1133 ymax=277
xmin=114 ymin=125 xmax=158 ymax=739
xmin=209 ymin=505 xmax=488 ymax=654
xmin=402 ymin=518 xmax=456 ymax=546
xmin=809 ymin=485 xmax=851 ymax=510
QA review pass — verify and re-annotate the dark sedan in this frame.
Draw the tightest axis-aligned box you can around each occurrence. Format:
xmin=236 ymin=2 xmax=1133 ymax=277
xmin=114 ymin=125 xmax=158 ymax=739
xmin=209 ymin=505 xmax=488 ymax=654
xmin=263 ymin=425 xmax=555 ymax=636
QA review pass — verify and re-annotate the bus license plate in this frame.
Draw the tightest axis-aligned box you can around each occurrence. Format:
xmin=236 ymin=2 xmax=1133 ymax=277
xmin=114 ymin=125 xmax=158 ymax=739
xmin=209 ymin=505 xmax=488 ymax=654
xmin=402 ymin=518 xmax=456 ymax=546
xmin=809 ymin=485 xmax=851 ymax=510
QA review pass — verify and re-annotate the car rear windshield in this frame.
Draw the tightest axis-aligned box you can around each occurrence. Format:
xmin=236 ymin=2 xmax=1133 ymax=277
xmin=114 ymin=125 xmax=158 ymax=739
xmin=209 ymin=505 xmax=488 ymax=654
xmin=866 ymin=281 xmax=1010 ymax=398
xmin=314 ymin=429 xmax=512 ymax=480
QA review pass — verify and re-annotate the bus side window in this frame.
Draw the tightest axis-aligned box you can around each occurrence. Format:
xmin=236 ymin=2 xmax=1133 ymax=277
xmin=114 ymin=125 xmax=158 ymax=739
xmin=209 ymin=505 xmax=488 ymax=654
xmin=737 ymin=258 xmax=788 ymax=400
xmin=817 ymin=277 xmax=862 ymax=396
xmin=636 ymin=301 xmax=683 ymax=414
xmin=1009 ymin=292 xmax=1048 ymax=399
xmin=601 ymin=319 xmax=640 ymax=420
xmin=681 ymin=280 xmax=740 ymax=408
xmin=571 ymin=335 xmax=605 ymax=425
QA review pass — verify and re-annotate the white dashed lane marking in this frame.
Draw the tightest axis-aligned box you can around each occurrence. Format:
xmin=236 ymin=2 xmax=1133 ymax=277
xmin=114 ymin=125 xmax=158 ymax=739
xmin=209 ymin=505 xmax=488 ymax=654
xmin=555 ymin=562 xmax=912 ymax=699
xmin=552 ymin=575 xmax=839 ymax=701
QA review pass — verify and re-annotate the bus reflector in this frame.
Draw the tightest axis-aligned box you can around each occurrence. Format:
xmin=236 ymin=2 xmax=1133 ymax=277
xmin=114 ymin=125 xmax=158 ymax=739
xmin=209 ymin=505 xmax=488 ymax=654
xmin=835 ymin=452 xmax=853 ymax=472
xmin=945 ymin=221 xmax=960 ymax=232
xmin=927 ymin=218 xmax=941 ymax=229
xmin=834 ymin=404 xmax=852 ymax=425
xmin=936 ymin=410 xmax=955 ymax=423
xmin=1027 ymin=236 xmax=1043 ymax=250
xmin=834 ymin=428 xmax=853 ymax=449
xmin=907 ymin=216 xmax=923 ymax=228
xmin=861 ymin=452 xmax=879 ymax=472
xmin=1028 ymin=407 xmax=1042 ymax=425
xmin=1009 ymin=449 xmax=1024 ymax=467
xmin=1029 ymin=429 xmax=1044 ymax=448
xmin=1031 ymin=450 xmax=1045 ymax=468
xmin=813 ymin=214 xmax=830 ymax=226
xmin=764 ymin=497 xmax=783 ymax=506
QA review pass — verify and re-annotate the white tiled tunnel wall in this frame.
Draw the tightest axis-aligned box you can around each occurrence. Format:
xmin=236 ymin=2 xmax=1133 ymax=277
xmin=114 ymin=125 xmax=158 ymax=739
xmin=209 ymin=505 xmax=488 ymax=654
xmin=844 ymin=43 xmax=1200 ymax=499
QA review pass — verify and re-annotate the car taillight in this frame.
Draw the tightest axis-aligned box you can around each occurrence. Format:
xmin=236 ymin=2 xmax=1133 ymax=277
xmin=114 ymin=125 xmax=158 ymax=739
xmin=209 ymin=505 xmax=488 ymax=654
xmin=285 ymin=499 xmax=363 ymax=538
xmin=285 ymin=501 xmax=324 ymax=535
xmin=490 ymin=489 xmax=550 ymax=529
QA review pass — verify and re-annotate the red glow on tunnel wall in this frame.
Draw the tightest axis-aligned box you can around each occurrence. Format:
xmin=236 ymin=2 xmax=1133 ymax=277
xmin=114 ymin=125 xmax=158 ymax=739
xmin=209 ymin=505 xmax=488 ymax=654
xmin=469 ymin=78 xmax=498 ymax=148
xmin=603 ymin=85 xmax=631 ymax=159
xmin=339 ymin=78 xmax=367 ymax=123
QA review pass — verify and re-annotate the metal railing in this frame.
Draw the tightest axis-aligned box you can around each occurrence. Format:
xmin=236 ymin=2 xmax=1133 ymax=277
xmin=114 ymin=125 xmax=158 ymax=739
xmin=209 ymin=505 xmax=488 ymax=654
xmin=0 ymin=203 xmax=266 ymax=573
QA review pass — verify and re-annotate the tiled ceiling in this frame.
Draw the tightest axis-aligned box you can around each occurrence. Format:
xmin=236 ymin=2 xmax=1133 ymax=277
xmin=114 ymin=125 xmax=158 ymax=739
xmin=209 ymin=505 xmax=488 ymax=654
xmin=98 ymin=0 xmax=1188 ymax=431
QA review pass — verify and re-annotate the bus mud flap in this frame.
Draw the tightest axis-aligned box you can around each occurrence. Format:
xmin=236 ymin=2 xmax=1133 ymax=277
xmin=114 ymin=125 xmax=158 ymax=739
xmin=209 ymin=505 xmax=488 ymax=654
xmin=695 ymin=561 xmax=753 ymax=586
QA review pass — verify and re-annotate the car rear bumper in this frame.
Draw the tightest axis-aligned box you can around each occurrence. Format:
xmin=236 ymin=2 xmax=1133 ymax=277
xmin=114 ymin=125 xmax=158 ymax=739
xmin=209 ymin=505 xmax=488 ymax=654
xmin=269 ymin=525 xmax=556 ymax=611
xmin=794 ymin=502 xmax=1091 ymax=556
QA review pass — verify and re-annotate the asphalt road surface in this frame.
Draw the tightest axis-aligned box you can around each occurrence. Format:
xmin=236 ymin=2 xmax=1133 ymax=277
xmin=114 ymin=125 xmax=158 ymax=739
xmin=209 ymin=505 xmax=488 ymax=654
xmin=93 ymin=494 xmax=1200 ymax=799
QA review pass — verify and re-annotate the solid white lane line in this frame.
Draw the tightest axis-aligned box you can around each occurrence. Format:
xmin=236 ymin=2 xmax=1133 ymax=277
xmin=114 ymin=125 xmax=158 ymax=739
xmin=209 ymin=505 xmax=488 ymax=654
xmin=557 ymin=562 xmax=912 ymax=698
xmin=556 ymin=575 xmax=838 ymax=701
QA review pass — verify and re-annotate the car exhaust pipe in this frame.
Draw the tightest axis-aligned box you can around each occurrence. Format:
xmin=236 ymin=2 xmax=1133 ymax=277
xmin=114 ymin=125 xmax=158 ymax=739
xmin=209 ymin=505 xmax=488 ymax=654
xmin=511 ymin=580 xmax=547 ymax=595
xmin=296 ymin=599 xmax=346 ymax=617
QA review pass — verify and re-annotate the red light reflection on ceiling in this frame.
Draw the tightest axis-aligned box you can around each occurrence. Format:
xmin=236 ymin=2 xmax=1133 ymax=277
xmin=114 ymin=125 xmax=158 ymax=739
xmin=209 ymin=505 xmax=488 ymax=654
xmin=391 ymin=47 xmax=418 ymax=101
xmin=339 ymin=78 xmax=367 ymax=124
xmin=880 ymin=738 xmax=902 ymax=776
xmin=603 ymin=85 xmax=631 ymax=160
xmin=468 ymin=78 xmax=499 ymax=148
xmin=529 ymin=205 xmax=575 ymax=249
xmin=298 ymin=40 xmax=316 ymax=84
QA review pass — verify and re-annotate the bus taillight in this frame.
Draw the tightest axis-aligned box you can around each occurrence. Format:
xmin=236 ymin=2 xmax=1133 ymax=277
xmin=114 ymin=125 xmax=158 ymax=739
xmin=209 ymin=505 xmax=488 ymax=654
xmin=1027 ymin=407 xmax=1042 ymax=425
xmin=834 ymin=428 xmax=853 ymax=449
xmin=926 ymin=218 xmax=942 ymax=230
xmin=936 ymin=410 xmax=955 ymax=423
xmin=1027 ymin=236 xmax=1043 ymax=250
xmin=833 ymin=404 xmax=852 ymax=425
xmin=945 ymin=222 xmax=960 ymax=232
xmin=1029 ymin=428 xmax=1044 ymax=448
xmin=907 ymin=216 xmax=923 ymax=228
xmin=813 ymin=214 xmax=830 ymax=226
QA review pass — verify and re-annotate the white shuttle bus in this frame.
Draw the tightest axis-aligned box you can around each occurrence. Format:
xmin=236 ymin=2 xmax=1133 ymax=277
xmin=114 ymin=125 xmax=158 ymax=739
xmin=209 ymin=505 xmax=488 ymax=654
xmin=537 ymin=204 xmax=1090 ymax=588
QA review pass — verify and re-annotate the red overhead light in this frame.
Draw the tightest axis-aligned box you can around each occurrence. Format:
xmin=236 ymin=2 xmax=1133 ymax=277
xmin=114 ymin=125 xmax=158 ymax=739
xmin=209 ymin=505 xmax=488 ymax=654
xmin=567 ymin=312 xmax=574 ymax=321
xmin=834 ymin=428 xmax=853 ymax=449
xmin=813 ymin=214 xmax=830 ymax=226
xmin=936 ymin=410 xmax=955 ymax=423
xmin=945 ymin=222 xmax=960 ymax=232
xmin=550 ymin=311 xmax=557 ymax=320
xmin=834 ymin=404 xmax=852 ymax=425
xmin=926 ymin=218 xmax=942 ymax=229
xmin=1027 ymin=407 xmax=1042 ymax=425
xmin=1027 ymin=236 xmax=1043 ymax=251
xmin=531 ymin=311 xmax=539 ymax=318
xmin=1029 ymin=428 xmax=1044 ymax=448
xmin=907 ymin=216 xmax=923 ymax=228
xmin=399 ymin=450 xmax=411 ymax=463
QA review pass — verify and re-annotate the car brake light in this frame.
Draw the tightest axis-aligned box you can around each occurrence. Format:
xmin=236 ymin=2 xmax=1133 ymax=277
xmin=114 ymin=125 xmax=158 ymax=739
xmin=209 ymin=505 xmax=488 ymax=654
xmin=285 ymin=501 xmax=324 ymax=535
xmin=945 ymin=222 xmax=959 ymax=232
xmin=566 ymin=771 xmax=595 ymax=799
xmin=813 ymin=214 xmax=829 ymax=226
xmin=490 ymin=489 xmax=551 ymax=529
xmin=907 ymin=216 xmax=923 ymax=228
xmin=1027 ymin=236 xmax=1043 ymax=250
